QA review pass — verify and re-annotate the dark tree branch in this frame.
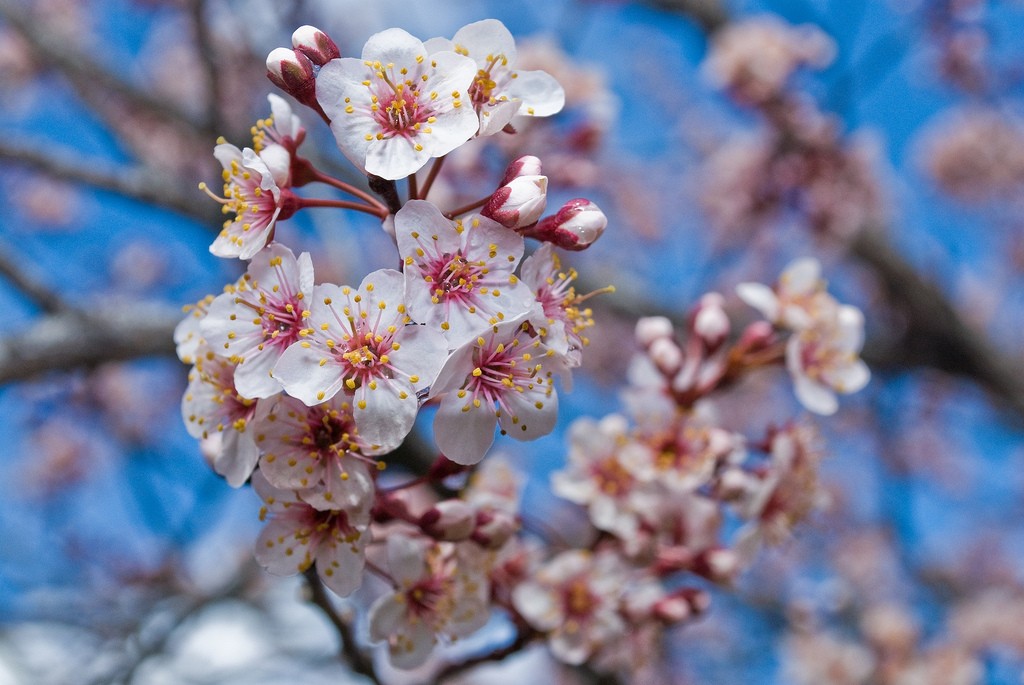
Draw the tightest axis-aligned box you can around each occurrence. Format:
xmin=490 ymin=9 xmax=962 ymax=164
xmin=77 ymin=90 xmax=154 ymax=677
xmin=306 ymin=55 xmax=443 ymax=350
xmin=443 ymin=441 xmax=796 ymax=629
xmin=0 ymin=138 xmax=220 ymax=225
xmin=0 ymin=241 xmax=68 ymax=314
xmin=0 ymin=0 xmax=206 ymax=134
xmin=186 ymin=0 xmax=228 ymax=137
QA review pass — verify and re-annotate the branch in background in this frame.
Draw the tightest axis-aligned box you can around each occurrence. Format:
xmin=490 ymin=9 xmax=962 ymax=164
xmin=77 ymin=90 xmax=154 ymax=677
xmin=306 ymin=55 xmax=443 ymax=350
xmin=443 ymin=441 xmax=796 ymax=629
xmin=0 ymin=0 xmax=206 ymax=136
xmin=0 ymin=139 xmax=220 ymax=225
xmin=186 ymin=0 xmax=228 ymax=137
xmin=0 ymin=241 xmax=68 ymax=314
xmin=0 ymin=302 xmax=179 ymax=385
xmin=302 ymin=567 xmax=382 ymax=685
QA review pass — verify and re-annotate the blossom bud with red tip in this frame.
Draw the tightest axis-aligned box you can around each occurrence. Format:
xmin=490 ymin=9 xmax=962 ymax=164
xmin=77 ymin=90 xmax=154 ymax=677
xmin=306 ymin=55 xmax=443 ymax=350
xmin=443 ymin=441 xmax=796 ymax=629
xmin=482 ymin=156 xmax=548 ymax=229
xmin=635 ymin=316 xmax=675 ymax=347
xmin=266 ymin=47 xmax=318 ymax=110
xmin=419 ymin=500 xmax=475 ymax=541
xmin=471 ymin=507 xmax=519 ymax=549
xmin=291 ymin=25 xmax=340 ymax=66
xmin=690 ymin=292 xmax=730 ymax=350
xmin=521 ymin=198 xmax=607 ymax=251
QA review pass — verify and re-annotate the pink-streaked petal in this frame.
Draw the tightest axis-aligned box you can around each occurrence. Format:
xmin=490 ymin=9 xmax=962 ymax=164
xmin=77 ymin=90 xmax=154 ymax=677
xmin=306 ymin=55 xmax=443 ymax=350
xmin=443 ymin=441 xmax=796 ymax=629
xmin=434 ymin=391 xmax=497 ymax=465
xmin=273 ymin=341 xmax=345 ymax=406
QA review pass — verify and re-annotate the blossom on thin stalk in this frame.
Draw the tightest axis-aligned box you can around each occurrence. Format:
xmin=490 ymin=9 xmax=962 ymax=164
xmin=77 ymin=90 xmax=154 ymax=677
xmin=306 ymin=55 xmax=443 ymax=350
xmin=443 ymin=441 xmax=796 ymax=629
xmin=203 ymin=140 xmax=298 ymax=260
xmin=395 ymin=200 xmax=533 ymax=348
xmin=786 ymin=304 xmax=870 ymax=415
xmin=252 ymin=93 xmax=306 ymax=155
xmin=426 ymin=19 xmax=565 ymax=136
xmin=316 ymin=28 xmax=478 ymax=180
xmin=429 ymin=314 xmax=560 ymax=465
xmin=520 ymin=242 xmax=596 ymax=367
xmin=736 ymin=257 xmax=831 ymax=331
xmin=200 ymin=243 xmax=313 ymax=399
xmin=253 ymin=469 xmax=370 ymax=597
xmin=368 ymin=535 xmax=490 ymax=669
xmin=273 ymin=268 xmax=448 ymax=447
xmin=255 ymin=393 xmax=381 ymax=511
xmin=181 ymin=353 xmax=261 ymax=487
xmin=512 ymin=549 xmax=628 ymax=665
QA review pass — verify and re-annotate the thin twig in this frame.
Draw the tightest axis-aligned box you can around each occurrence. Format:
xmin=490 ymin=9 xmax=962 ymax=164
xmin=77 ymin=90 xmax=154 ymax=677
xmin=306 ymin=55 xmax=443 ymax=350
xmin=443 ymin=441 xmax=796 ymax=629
xmin=302 ymin=567 xmax=382 ymax=684
xmin=187 ymin=0 xmax=227 ymax=137
xmin=435 ymin=628 xmax=536 ymax=683
xmin=0 ymin=242 xmax=68 ymax=314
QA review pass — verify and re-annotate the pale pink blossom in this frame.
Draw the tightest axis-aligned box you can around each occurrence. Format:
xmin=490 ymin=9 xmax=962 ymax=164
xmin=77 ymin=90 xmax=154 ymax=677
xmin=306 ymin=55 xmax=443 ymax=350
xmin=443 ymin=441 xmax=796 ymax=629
xmin=737 ymin=257 xmax=833 ymax=330
xmin=428 ymin=20 xmax=565 ymax=136
xmin=203 ymin=141 xmax=297 ymax=260
xmin=316 ymin=28 xmax=478 ymax=179
xmin=519 ymin=243 xmax=597 ymax=367
xmin=181 ymin=354 xmax=261 ymax=487
xmin=254 ymin=93 xmax=306 ymax=154
xmin=273 ymin=268 xmax=448 ymax=447
xmin=174 ymin=293 xmax=215 ymax=365
xmin=395 ymin=200 xmax=533 ymax=347
xmin=512 ymin=549 xmax=628 ymax=665
xmin=704 ymin=15 xmax=835 ymax=104
xmin=253 ymin=469 xmax=369 ymax=597
xmin=427 ymin=19 xmax=565 ymax=136
xmin=551 ymin=414 xmax=653 ymax=541
xmin=429 ymin=314 xmax=559 ymax=465
xmin=255 ymin=393 xmax=380 ymax=511
xmin=787 ymin=304 xmax=870 ymax=415
xmin=368 ymin=535 xmax=490 ymax=669
xmin=200 ymin=244 xmax=313 ymax=399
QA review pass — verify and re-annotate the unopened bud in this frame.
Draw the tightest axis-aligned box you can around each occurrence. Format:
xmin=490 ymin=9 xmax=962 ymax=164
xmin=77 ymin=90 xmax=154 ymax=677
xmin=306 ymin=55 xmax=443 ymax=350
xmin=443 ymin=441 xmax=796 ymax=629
xmin=692 ymin=292 xmax=730 ymax=349
xmin=521 ymin=198 xmax=607 ymax=250
xmin=419 ymin=500 xmax=475 ymax=541
xmin=471 ymin=507 xmax=519 ymax=549
xmin=291 ymin=25 xmax=340 ymax=66
xmin=482 ymin=173 xmax=548 ymax=228
xmin=649 ymin=337 xmax=683 ymax=374
xmin=266 ymin=48 xmax=317 ymax=108
xmin=499 ymin=155 xmax=543 ymax=185
xmin=737 ymin=320 xmax=776 ymax=353
xmin=635 ymin=316 xmax=675 ymax=347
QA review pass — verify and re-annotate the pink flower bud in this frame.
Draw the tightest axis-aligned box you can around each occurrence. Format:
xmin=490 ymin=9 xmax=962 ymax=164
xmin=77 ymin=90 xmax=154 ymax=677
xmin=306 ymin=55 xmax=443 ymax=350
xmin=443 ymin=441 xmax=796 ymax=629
xmin=736 ymin=320 xmax=776 ymax=353
xmin=499 ymin=155 xmax=543 ymax=185
xmin=482 ymin=173 xmax=548 ymax=229
xmin=291 ymin=25 xmax=340 ymax=66
xmin=471 ymin=508 xmax=519 ymax=549
xmin=636 ymin=316 xmax=675 ymax=346
xmin=520 ymin=198 xmax=607 ymax=250
xmin=266 ymin=48 xmax=318 ymax=110
xmin=419 ymin=500 xmax=475 ymax=541
xmin=691 ymin=292 xmax=730 ymax=349
xmin=649 ymin=337 xmax=683 ymax=374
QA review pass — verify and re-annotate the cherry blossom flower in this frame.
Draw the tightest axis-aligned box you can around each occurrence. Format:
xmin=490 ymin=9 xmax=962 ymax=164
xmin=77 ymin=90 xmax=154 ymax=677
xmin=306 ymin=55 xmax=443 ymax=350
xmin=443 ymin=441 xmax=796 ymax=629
xmin=395 ymin=200 xmax=533 ymax=347
xmin=551 ymin=414 xmax=653 ymax=541
xmin=272 ymin=268 xmax=447 ymax=447
xmin=181 ymin=353 xmax=261 ymax=487
xmin=520 ymin=242 xmax=598 ymax=367
xmin=200 ymin=244 xmax=313 ymax=399
xmin=202 ymin=141 xmax=298 ymax=260
xmin=315 ymin=28 xmax=478 ymax=180
xmin=426 ymin=19 xmax=565 ymax=136
xmin=255 ymin=393 xmax=381 ymax=512
xmin=174 ymin=293 xmax=215 ymax=365
xmin=252 ymin=93 xmax=306 ymax=154
xmin=737 ymin=257 xmax=833 ymax=330
xmin=429 ymin=314 xmax=559 ymax=465
xmin=512 ymin=549 xmax=628 ymax=665
xmin=253 ymin=469 xmax=370 ymax=597
xmin=787 ymin=304 xmax=870 ymax=415
xmin=629 ymin=416 xmax=746 ymax=493
xmin=368 ymin=535 xmax=490 ymax=669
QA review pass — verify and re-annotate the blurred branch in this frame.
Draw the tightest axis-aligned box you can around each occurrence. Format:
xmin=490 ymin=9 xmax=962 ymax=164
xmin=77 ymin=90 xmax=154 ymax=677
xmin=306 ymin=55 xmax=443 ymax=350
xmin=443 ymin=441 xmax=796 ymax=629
xmin=0 ymin=138 xmax=220 ymax=224
xmin=0 ymin=301 xmax=179 ymax=385
xmin=644 ymin=0 xmax=728 ymax=33
xmin=0 ymin=0 xmax=207 ymax=136
xmin=302 ymin=567 xmax=382 ymax=684
xmin=187 ymin=0 xmax=227 ymax=136
xmin=0 ymin=241 xmax=68 ymax=313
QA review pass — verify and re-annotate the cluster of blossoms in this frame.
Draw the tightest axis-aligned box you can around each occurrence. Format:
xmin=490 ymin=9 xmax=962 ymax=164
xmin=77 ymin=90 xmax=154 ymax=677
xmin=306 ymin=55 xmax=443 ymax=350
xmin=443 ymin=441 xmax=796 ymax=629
xmin=175 ymin=17 xmax=870 ymax=678
xmin=700 ymin=15 xmax=884 ymax=240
